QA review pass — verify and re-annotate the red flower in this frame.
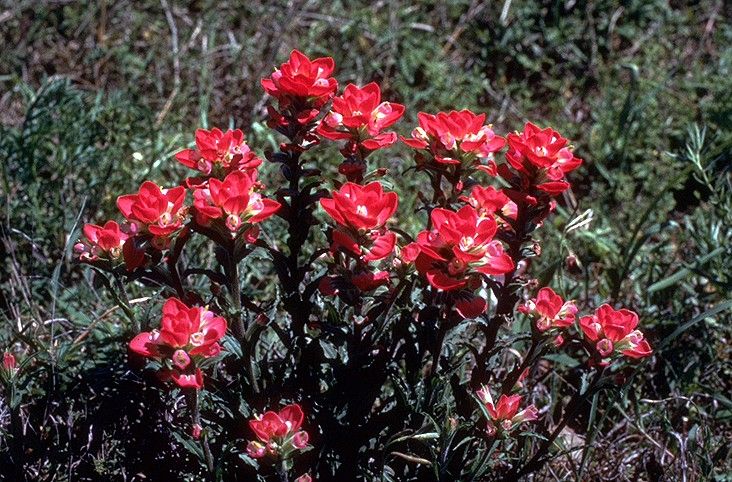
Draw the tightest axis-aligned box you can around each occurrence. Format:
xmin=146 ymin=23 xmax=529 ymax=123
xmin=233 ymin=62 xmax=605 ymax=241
xmin=193 ymin=170 xmax=280 ymax=237
xmin=520 ymin=287 xmax=577 ymax=332
xmin=402 ymin=110 xmax=505 ymax=169
xmin=411 ymin=206 xmax=514 ymax=291
xmin=579 ymin=304 xmax=652 ymax=359
xmin=170 ymin=369 xmax=204 ymax=389
xmin=175 ymin=128 xmax=261 ymax=179
xmin=75 ymin=220 xmax=128 ymax=261
xmin=2 ymin=352 xmax=17 ymax=377
xmin=503 ymin=122 xmax=582 ymax=194
xmin=247 ymin=403 xmax=309 ymax=459
xmin=317 ymin=83 xmax=404 ymax=152
xmin=129 ymin=298 xmax=227 ymax=389
xmin=405 ymin=206 xmax=514 ymax=319
xmin=320 ymin=182 xmax=398 ymax=262
xmin=476 ymin=385 xmax=538 ymax=436
xmin=2 ymin=352 xmax=16 ymax=371
xmin=461 ymin=185 xmax=517 ymax=226
xmin=261 ymin=50 xmax=338 ymax=125
xmin=117 ymin=182 xmax=187 ymax=238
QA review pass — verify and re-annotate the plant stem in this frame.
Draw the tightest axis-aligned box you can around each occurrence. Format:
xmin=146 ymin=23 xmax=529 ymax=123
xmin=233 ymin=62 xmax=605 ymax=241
xmin=507 ymin=368 xmax=605 ymax=479
xmin=277 ymin=459 xmax=290 ymax=482
xmin=500 ymin=337 xmax=540 ymax=394
xmin=470 ymin=199 xmax=530 ymax=389
xmin=187 ymin=389 xmax=215 ymax=474
xmin=227 ymin=252 xmax=246 ymax=340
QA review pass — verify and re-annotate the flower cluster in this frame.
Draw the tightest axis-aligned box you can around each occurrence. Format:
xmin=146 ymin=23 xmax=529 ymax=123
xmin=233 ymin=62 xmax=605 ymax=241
xmin=402 ymin=110 xmax=505 ymax=173
xmin=319 ymin=181 xmax=398 ymax=301
xmin=175 ymin=128 xmax=262 ymax=184
xmin=520 ymin=287 xmax=578 ymax=334
xmin=129 ymin=297 xmax=227 ymax=389
xmin=262 ymin=49 xmax=338 ymax=128
xmin=74 ymin=220 xmax=128 ymax=263
xmin=403 ymin=205 xmax=513 ymax=318
xmin=579 ymin=304 xmax=652 ymax=361
xmin=500 ymin=122 xmax=583 ymax=197
xmin=117 ymin=182 xmax=187 ymax=239
xmin=68 ymin=49 xmax=659 ymax=479
xmin=317 ymin=82 xmax=405 ymax=181
xmin=320 ymin=181 xmax=398 ymax=262
xmin=1 ymin=352 xmax=17 ymax=379
xmin=461 ymin=185 xmax=517 ymax=226
xmin=193 ymin=170 xmax=280 ymax=239
xmin=76 ymin=125 xmax=281 ymax=270
xmin=246 ymin=403 xmax=310 ymax=460
xmin=476 ymin=385 xmax=538 ymax=437
xmin=83 ymin=180 xmax=189 ymax=270
xmin=521 ymin=289 xmax=652 ymax=360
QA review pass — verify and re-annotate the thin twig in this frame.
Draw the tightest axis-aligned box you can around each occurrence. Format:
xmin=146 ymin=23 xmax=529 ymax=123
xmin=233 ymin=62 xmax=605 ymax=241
xmin=156 ymin=0 xmax=181 ymax=126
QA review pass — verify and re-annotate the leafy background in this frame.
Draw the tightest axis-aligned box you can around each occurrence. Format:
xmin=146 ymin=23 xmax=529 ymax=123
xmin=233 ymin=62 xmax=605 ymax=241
xmin=0 ymin=0 xmax=730 ymax=480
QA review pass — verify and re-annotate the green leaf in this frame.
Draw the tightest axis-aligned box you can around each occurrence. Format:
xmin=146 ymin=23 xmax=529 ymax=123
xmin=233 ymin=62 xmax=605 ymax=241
xmin=543 ymin=353 xmax=581 ymax=368
xmin=319 ymin=339 xmax=338 ymax=360
xmin=658 ymin=300 xmax=732 ymax=350
xmin=648 ymin=246 xmax=725 ymax=292
xmin=171 ymin=431 xmax=205 ymax=461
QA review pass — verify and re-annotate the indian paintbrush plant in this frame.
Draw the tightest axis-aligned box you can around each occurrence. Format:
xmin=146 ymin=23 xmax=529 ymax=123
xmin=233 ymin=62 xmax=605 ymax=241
xmin=63 ymin=49 xmax=655 ymax=480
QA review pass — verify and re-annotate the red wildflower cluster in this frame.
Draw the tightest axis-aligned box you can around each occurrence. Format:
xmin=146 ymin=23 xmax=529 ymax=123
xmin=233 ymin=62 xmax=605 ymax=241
xmin=175 ymin=128 xmax=262 ymax=184
xmin=476 ymin=385 xmax=538 ymax=437
xmin=520 ymin=287 xmax=578 ymax=333
xmin=579 ymin=304 xmax=652 ymax=360
xmin=403 ymin=205 xmax=513 ymax=318
xmin=402 ymin=110 xmax=505 ymax=172
xmin=319 ymin=182 xmax=397 ymax=301
xmin=246 ymin=403 xmax=309 ymax=460
xmin=70 ymin=48 xmax=657 ymax=477
xmin=262 ymin=49 xmax=338 ymax=127
xmin=500 ymin=122 xmax=583 ymax=196
xmin=74 ymin=220 xmax=128 ymax=262
xmin=129 ymin=297 xmax=227 ymax=389
xmin=76 ymin=124 xmax=282 ymax=272
xmin=193 ymin=170 xmax=280 ymax=240
xmin=317 ymin=83 xmax=404 ymax=181
xmin=1 ymin=352 xmax=17 ymax=379
xmin=320 ymin=181 xmax=398 ymax=262
xmin=117 ymin=181 xmax=188 ymax=241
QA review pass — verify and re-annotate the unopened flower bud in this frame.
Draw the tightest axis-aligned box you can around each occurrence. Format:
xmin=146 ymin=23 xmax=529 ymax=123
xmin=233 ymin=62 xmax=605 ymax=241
xmin=536 ymin=317 xmax=551 ymax=332
xmin=196 ymin=159 xmax=213 ymax=175
xmin=254 ymin=313 xmax=269 ymax=326
xmin=3 ymin=352 xmax=17 ymax=371
xmin=226 ymin=214 xmax=242 ymax=232
xmin=246 ymin=441 xmax=267 ymax=459
xmin=596 ymin=338 xmax=614 ymax=357
xmin=532 ymin=241 xmax=542 ymax=257
xmin=292 ymin=431 xmax=309 ymax=449
xmin=172 ymin=349 xmax=191 ymax=369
